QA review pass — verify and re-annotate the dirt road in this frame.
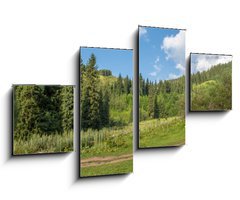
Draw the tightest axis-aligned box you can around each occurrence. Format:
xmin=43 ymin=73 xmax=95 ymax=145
xmin=81 ymin=154 xmax=133 ymax=167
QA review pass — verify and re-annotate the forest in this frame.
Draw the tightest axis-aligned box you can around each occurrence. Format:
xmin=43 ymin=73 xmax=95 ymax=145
xmin=80 ymin=53 xmax=133 ymax=177
xmin=191 ymin=61 xmax=232 ymax=111
xmin=13 ymin=85 xmax=74 ymax=155
xmin=139 ymin=74 xmax=185 ymax=148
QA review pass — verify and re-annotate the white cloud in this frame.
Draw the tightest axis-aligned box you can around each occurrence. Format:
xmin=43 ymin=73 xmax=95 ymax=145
xmin=149 ymin=56 xmax=161 ymax=77
xmin=161 ymin=30 xmax=185 ymax=68
xmin=161 ymin=31 xmax=185 ymax=79
xmin=155 ymin=56 xmax=160 ymax=64
xmin=149 ymin=72 xmax=157 ymax=77
xmin=192 ymin=54 xmax=232 ymax=73
xmin=139 ymin=27 xmax=147 ymax=37
xmin=176 ymin=63 xmax=185 ymax=73
xmin=168 ymin=73 xmax=180 ymax=80
xmin=153 ymin=64 xmax=160 ymax=71
xmin=153 ymin=56 xmax=161 ymax=71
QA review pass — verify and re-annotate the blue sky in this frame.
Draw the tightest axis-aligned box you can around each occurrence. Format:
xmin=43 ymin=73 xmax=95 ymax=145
xmin=80 ymin=47 xmax=133 ymax=78
xmin=139 ymin=26 xmax=185 ymax=82
xmin=191 ymin=53 xmax=232 ymax=74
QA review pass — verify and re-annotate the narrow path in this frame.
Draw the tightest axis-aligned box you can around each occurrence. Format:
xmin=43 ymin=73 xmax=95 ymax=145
xmin=81 ymin=154 xmax=133 ymax=167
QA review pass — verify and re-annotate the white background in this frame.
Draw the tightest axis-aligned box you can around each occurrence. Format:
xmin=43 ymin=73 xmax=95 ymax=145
xmin=0 ymin=0 xmax=239 ymax=199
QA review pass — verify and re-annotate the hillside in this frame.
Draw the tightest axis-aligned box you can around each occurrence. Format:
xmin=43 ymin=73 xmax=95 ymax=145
xmin=191 ymin=62 xmax=232 ymax=111
xmin=191 ymin=62 xmax=232 ymax=85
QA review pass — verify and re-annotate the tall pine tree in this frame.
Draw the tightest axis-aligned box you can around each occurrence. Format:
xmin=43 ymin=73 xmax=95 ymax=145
xmin=15 ymin=85 xmax=43 ymax=139
xmin=81 ymin=54 xmax=101 ymax=130
xmin=60 ymin=86 xmax=74 ymax=133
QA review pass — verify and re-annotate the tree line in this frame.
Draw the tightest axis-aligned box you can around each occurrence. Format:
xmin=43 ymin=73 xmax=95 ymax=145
xmin=191 ymin=62 xmax=232 ymax=85
xmin=14 ymin=85 xmax=74 ymax=140
xmin=139 ymin=73 xmax=185 ymax=96
xmin=139 ymin=74 xmax=185 ymax=121
xmin=80 ymin=54 xmax=133 ymax=130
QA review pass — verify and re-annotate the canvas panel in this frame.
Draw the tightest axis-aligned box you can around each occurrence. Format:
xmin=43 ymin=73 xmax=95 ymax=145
xmin=13 ymin=85 xmax=74 ymax=155
xmin=138 ymin=26 xmax=186 ymax=148
xmin=80 ymin=47 xmax=133 ymax=177
xmin=190 ymin=53 xmax=232 ymax=111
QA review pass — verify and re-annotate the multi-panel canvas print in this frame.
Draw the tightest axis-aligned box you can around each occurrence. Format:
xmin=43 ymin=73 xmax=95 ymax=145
xmin=80 ymin=47 xmax=133 ymax=177
xmin=138 ymin=26 xmax=186 ymax=148
xmin=13 ymin=85 xmax=74 ymax=155
xmin=190 ymin=53 xmax=232 ymax=111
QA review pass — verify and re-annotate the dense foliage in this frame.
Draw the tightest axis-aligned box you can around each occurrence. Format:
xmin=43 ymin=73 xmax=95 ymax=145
xmin=13 ymin=85 xmax=74 ymax=154
xmin=191 ymin=62 xmax=232 ymax=111
xmin=80 ymin=54 xmax=133 ymax=131
xmin=139 ymin=74 xmax=185 ymax=121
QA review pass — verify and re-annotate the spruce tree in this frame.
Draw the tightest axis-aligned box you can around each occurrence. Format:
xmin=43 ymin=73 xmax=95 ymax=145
xmin=81 ymin=54 xmax=101 ymax=130
xmin=60 ymin=86 xmax=74 ymax=133
xmin=38 ymin=86 xmax=62 ymax=134
xmin=101 ymin=90 xmax=110 ymax=126
xmin=15 ymin=85 xmax=43 ymax=139
xmin=153 ymin=95 xmax=159 ymax=118
xmin=117 ymin=74 xmax=124 ymax=95
xmin=139 ymin=73 xmax=143 ymax=95
xmin=148 ymin=86 xmax=155 ymax=118
xmin=145 ymin=78 xmax=149 ymax=96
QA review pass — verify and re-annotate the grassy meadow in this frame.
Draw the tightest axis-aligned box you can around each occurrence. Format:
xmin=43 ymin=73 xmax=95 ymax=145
xmin=80 ymin=50 xmax=133 ymax=177
xmin=13 ymin=85 xmax=74 ymax=155
xmin=139 ymin=117 xmax=185 ymax=148
xmin=14 ymin=132 xmax=73 ymax=155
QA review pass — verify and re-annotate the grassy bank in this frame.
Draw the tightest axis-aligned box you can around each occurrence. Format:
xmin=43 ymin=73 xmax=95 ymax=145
xmin=81 ymin=159 xmax=133 ymax=177
xmin=139 ymin=117 xmax=185 ymax=148
xmin=14 ymin=132 xmax=73 ymax=155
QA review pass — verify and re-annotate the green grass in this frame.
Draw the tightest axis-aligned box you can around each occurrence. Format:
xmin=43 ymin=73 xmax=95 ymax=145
xmin=139 ymin=117 xmax=185 ymax=148
xmin=81 ymin=159 xmax=133 ymax=177
xmin=81 ymin=124 xmax=133 ymax=159
xmin=80 ymin=124 xmax=133 ymax=177
xmin=13 ymin=131 xmax=73 ymax=155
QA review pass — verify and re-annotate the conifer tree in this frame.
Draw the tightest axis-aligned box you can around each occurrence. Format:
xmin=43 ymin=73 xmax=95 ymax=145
xmin=145 ymin=78 xmax=149 ymax=96
xmin=101 ymin=90 xmax=110 ymax=126
xmin=60 ymin=86 xmax=74 ymax=133
xmin=15 ymin=85 xmax=43 ymax=139
xmin=139 ymin=73 xmax=143 ymax=95
xmin=153 ymin=95 xmax=159 ymax=118
xmin=148 ymin=86 xmax=155 ymax=118
xmin=38 ymin=86 xmax=62 ymax=134
xmin=81 ymin=54 xmax=101 ymax=130
xmin=117 ymin=74 xmax=124 ymax=95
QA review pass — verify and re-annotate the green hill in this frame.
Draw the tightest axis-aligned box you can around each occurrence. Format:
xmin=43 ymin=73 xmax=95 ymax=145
xmin=191 ymin=62 xmax=232 ymax=111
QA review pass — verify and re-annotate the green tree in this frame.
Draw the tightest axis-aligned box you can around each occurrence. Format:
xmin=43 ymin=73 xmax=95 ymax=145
xmin=38 ymin=86 xmax=62 ymax=134
xmin=81 ymin=54 xmax=101 ymax=130
xmin=60 ymin=86 xmax=74 ymax=133
xmin=148 ymin=86 xmax=155 ymax=118
xmin=15 ymin=85 xmax=43 ymax=139
xmin=101 ymin=90 xmax=110 ymax=126
xmin=153 ymin=95 xmax=159 ymax=118
xmin=117 ymin=74 xmax=124 ymax=95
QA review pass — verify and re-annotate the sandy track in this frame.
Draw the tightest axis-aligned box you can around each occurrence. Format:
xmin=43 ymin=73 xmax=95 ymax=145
xmin=81 ymin=154 xmax=133 ymax=167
